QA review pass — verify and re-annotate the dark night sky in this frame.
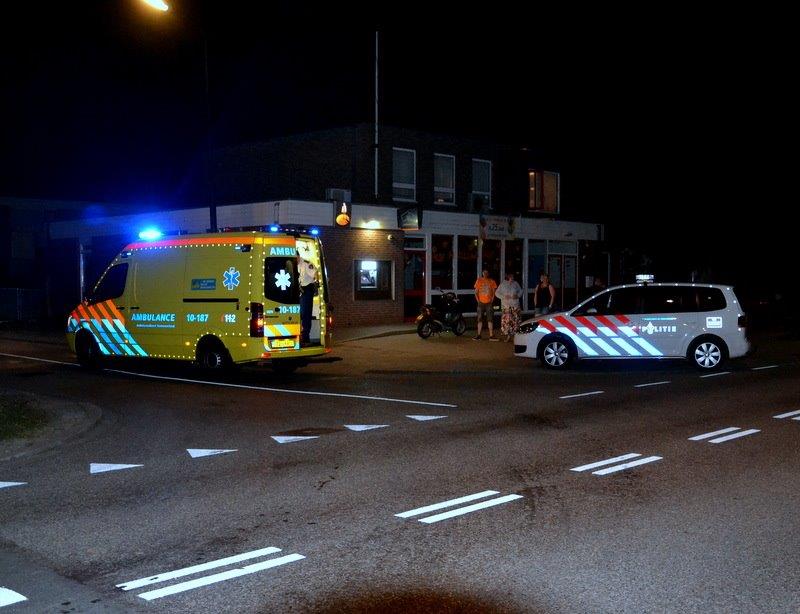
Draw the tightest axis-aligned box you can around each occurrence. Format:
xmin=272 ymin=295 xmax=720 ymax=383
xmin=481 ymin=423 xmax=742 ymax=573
xmin=0 ymin=2 xmax=792 ymax=289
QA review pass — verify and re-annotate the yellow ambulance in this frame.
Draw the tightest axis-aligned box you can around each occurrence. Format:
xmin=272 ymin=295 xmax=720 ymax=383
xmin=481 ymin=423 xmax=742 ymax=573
xmin=66 ymin=228 xmax=332 ymax=373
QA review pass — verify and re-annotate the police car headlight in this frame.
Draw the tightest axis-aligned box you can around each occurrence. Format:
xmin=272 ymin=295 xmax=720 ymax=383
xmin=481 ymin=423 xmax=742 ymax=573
xmin=518 ymin=321 xmax=539 ymax=334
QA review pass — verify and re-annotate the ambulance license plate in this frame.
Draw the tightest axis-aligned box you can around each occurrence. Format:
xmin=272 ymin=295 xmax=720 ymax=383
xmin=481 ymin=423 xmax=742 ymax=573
xmin=271 ymin=338 xmax=296 ymax=349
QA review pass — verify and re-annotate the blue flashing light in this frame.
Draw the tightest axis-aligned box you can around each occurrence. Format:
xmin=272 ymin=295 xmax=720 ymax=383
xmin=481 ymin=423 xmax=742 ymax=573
xmin=138 ymin=227 xmax=163 ymax=241
xmin=310 ymin=227 xmax=320 ymax=236
xmin=269 ymin=225 xmax=280 ymax=232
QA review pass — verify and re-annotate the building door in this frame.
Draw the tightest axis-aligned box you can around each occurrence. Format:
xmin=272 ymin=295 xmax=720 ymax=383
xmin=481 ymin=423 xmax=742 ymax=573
xmin=547 ymin=254 xmax=578 ymax=311
xmin=404 ymin=250 xmax=425 ymax=320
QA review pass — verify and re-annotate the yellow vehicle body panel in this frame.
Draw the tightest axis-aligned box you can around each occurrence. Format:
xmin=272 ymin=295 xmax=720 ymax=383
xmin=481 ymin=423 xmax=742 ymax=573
xmin=66 ymin=231 xmax=331 ymax=365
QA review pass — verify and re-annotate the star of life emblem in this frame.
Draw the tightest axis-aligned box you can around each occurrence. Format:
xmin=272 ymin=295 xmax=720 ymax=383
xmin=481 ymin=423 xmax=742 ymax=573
xmin=222 ymin=267 xmax=240 ymax=291
xmin=275 ymin=269 xmax=292 ymax=291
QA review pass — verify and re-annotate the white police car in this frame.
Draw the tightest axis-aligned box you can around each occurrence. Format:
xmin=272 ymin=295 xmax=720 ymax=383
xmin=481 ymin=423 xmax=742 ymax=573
xmin=514 ymin=278 xmax=750 ymax=370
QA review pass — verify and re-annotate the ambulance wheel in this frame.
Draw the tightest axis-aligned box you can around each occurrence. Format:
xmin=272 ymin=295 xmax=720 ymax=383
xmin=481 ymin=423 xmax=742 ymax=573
xmin=272 ymin=358 xmax=302 ymax=375
xmin=76 ymin=331 xmax=102 ymax=369
xmin=453 ymin=317 xmax=467 ymax=336
xmin=688 ymin=335 xmax=727 ymax=371
xmin=538 ymin=334 xmax=575 ymax=370
xmin=196 ymin=338 xmax=232 ymax=371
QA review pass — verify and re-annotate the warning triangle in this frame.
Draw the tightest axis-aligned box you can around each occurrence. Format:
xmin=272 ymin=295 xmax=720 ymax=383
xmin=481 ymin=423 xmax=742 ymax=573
xmin=89 ymin=463 xmax=143 ymax=474
xmin=0 ymin=481 xmax=27 ymax=490
xmin=343 ymin=425 xmax=389 ymax=432
xmin=271 ymin=435 xmax=319 ymax=444
xmin=406 ymin=415 xmax=447 ymax=421
xmin=187 ymin=449 xmax=237 ymax=458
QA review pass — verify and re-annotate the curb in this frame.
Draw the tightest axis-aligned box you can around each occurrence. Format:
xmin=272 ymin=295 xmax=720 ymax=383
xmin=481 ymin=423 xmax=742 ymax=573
xmin=0 ymin=393 xmax=103 ymax=463
xmin=336 ymin=329 xmax=417 ymax=343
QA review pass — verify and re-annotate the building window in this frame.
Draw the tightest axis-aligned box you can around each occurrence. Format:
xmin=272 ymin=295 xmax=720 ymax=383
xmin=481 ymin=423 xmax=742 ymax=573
xmin=529 ymin=170 xmax=560 ymax=213
xmin=393 ymin=148 xmax=416 ymax=202
xmin=457 ymin=235 xmax=478 ymax=289
xmin=471 ymin=159 xmax=491 ymax=210
xmin=434 ymin=154 xmax=455 ymax=205
xmin=431 ymin=234 xmax=454 ymax=289
xmin=354 ymin=259 xmax=393 ymax=300
xmin=481 ymin=239 xmax=501 ymax=282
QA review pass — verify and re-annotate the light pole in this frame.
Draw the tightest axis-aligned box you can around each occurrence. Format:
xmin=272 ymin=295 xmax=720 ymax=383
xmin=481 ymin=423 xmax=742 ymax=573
xmin=139 ymin=0 xmax=217 ymax=231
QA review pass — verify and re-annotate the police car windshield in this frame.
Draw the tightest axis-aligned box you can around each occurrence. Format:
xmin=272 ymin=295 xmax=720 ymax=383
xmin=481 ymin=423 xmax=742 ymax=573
xmin=265 ymin=257 xmax=299 ymax=304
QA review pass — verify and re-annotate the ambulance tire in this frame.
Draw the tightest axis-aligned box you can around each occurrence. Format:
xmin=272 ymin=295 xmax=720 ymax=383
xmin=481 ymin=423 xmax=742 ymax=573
xmin=76 ymin=331 xmax=103 ymax=369
xmin=196 ymin=337 xmax=233 ymax=372
xmin=688 ymin=335 xmax=727 ymax=371
xmin=272 ymin=358 xmax=302 ymax=375
xmin=538 ymin=334 xmax=575 ymax=370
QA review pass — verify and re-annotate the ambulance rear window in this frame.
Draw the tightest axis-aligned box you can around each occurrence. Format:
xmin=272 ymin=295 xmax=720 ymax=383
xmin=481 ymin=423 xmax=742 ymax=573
xmin=265 ymin=257 xmax=299 ymax=304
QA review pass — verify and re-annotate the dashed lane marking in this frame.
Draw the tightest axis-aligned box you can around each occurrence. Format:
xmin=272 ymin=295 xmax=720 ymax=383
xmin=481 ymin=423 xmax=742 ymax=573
xmin=343 ymin=425 xmax=389 ymax=432
xmin=689 ymin=427 xmax=760 ymax=443
xmin=559 ymin=390 xmax=604 ymax=400
xmin=708 ymin=429 xmax=760 ymax=444
xmin=774 ymin=410 xmax=800 ymax=419
xmin=395 ymin=490 xmax=523 ymax=524
xmin=700 ymin=371 xmax=731 ymax=378
xmin=571 ymin=453 xmax=662 ymax=475
xmin=406 ymin=415 xmax=447 ymax=421
xmin=0 ymin=352 xmax=77 ymax=367
xmin=634 ymin=380 xmax=671 ymax=388
xmin=0 ymin=482 xmax=27 ymax=490
xmin=0 ymin=587 xmax=28 ymax=608
xmin=752 ymin=365 xmax=779 ymax=370
xmin=271 ymin=435 xmax=318 ymax=444
xmin=117 ymin=547 xmax=304 ymax=601
xmin=689 ymin=427 xmax=741 ymax=441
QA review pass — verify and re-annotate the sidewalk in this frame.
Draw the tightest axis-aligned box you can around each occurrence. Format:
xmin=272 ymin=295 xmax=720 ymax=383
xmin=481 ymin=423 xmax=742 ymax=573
xmin=334 ymin=323 xmax=418 ymax=343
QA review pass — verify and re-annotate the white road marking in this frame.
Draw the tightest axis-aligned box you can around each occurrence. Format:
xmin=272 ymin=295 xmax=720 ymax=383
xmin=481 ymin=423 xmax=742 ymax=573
xmin=418 ymin=494 xmax=524 ymax=524
xmin=689 ymin=427 xmax=741 ymax=441
xmin=570 ymin=453 xmax=641 ymax=472
xmin=709 ymin=429 xmax=760 ymax=444
xmin=0 ymin=352 xmax=77 ymax=367
xmin=136 ymin=553 xmax=305 ymax=601
xmin=634 ymin=380 xmax=671 ymax=388
xmin=270 ymin=435 xmax=318 ymax=444
xmin=343 ymin=425 xmax=389 ymax=432
xmin=752 ymin=365 xmax=779 ymax=370
xmin=700 ymin=371 xmax=731 ymax=378
xmin=0 ymin=587 xmax=28 ymax=607
xmin=186 ymin=449 xmax=237 ymax=458
xmin=774 ymin=409 xmax=800 ymax=419
xmin=0 ymin=482 xmax=27 ymax=490
xmin=105 ymin=369 xmax=457 ymax=408
xmin=592 ymin=456 xmax=662 ymax=475
xmin=406 ymin=415 xmax=447 ymax=421
xmin=117 ymin=546 xmax=282 ymax=591
xmin=90 ymin=463 xmax=143 ymax=474
xmin=559 ymin=390 xmax=604 ymax=399
xmin=395 ymin=490 xmax=500 ymax=518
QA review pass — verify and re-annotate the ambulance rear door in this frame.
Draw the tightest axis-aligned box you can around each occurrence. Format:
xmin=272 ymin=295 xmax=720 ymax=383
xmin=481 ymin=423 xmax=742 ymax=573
xmin=263 ymin=243 xmax=301 ymax=352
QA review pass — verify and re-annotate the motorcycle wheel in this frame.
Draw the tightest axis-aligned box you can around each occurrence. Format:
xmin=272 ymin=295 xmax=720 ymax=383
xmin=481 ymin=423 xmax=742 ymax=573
xmin=453 ymin=317 xmax=467 ymax=336
xmin=417 ymin=321 xmax=434 ymax=339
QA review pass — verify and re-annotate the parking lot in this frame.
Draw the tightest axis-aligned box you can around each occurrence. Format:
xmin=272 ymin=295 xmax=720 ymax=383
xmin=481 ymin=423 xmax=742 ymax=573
xmin=1 ymin=329 xmax=799 ymax=612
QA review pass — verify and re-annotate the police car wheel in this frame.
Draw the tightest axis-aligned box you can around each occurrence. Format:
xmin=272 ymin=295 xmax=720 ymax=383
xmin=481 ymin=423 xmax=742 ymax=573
xmin=689 ymin=337 xmax=726 ymax=370
xmin=540 ymin=338 xmax=572 ymax=369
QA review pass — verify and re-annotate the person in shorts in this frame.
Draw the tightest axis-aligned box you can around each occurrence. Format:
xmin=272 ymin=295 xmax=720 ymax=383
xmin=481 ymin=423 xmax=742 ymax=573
xmin=473 ymin=269 xmax=498 ymax=340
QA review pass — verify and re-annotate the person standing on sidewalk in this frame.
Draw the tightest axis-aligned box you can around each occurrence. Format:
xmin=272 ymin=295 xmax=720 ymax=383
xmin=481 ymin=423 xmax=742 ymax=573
xmin=533 ymin=272 xmax=556 ymax=316
xmin=496 ymin=272 xmax=523 ymax=342
xmin=473 ymin=269 xmax=498 ymax=340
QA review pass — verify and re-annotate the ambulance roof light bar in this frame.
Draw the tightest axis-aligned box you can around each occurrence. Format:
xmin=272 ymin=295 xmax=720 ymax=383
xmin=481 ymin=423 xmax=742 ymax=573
xmin=636 ymin=274 xmax=655 ymax=285
xmin=138 ymin=227 xmax=163 ymax=241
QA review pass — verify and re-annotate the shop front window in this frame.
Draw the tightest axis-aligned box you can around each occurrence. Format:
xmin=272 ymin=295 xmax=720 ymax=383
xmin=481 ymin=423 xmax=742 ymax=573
xmin=481 ymin=239 xmax=501 ymax=282
xmin=457 ymin=236 xmax=478 ymax=289
xmin=505 ymin=239 xmax=523 ymax=283
xmin=431 ymin=234 xmax=454 ymax=289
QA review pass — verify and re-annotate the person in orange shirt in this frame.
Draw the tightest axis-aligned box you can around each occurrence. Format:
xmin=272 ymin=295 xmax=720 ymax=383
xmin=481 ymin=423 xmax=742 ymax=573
xmin=473 ymin=269 xmax=498 ymax=340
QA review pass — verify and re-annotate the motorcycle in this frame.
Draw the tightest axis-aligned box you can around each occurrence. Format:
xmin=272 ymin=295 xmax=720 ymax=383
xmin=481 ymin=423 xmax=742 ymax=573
xmin=416 ymin=288 xmax=467 ymax=338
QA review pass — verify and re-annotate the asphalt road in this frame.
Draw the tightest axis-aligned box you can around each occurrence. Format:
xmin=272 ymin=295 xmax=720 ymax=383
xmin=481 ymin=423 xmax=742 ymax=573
xmin=1 ymin=331 xmax=799 ymax=613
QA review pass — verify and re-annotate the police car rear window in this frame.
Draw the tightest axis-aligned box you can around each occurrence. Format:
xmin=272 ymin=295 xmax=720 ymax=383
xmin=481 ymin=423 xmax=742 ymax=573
xmin=697 ymin=288 xmax=726 ymax=311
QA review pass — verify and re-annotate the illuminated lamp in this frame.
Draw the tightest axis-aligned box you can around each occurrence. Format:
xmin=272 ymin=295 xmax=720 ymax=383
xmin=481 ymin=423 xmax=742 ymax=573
xmin=335 ymin=202 xmax=351 ymax=227
xmin=364 ymin=220 xmax=381 ymax=229
xmin=269 ymin=225 xmax=280 ymax=232
xmin=141 ymin=0 xmax=169 ymax=10
xmin=310 ymin=227 xmax=320 ymax=236
xmin=138 ymin=227 xmax=163 ymax=241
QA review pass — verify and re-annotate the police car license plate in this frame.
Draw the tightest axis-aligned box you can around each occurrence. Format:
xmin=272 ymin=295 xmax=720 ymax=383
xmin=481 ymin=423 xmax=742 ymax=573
xmin=271 ymin=338 xmax=296 ymax=349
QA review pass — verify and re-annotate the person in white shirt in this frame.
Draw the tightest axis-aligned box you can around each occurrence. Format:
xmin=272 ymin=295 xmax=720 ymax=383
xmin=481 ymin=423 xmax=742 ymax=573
xmin=298 ymin=257 xmax=316 ymax=345
xmin=496 ymin=273 xmax=523 ymax=342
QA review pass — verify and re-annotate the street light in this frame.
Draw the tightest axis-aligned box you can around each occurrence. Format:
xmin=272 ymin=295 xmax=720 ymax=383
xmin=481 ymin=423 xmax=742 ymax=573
xmin=138 ymin=0 xmax=218 ymax=232
xmin=140 ymin=0 xmax=169 ymax=11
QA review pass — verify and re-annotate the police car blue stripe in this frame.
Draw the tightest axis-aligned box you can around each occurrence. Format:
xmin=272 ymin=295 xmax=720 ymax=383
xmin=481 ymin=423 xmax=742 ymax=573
xmin=618 ymin=326 xmax=662 ymax=356
xmin=608 ymin=336 xmax=642 ymax=357
xmin=556 ymin=327 xmax=599 ymax=356
xmin=577 ymin=327 xmax=620 ymax=356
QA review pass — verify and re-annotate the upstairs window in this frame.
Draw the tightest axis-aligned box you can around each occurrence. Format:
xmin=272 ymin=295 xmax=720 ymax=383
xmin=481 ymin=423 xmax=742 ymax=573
xmin=529 ymin=170 xmax=561 ymax=213
xmin=393 ymin=148 xmax=416 ymax=202
xmin=471 ymin=159 xmax=492 ymax=210
xmin=434 ymin=154 xmax=455 ymax=205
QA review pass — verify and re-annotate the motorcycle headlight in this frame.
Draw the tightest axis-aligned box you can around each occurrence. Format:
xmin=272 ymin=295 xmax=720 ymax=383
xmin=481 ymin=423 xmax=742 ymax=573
xmin=518 ymin=321 xmax=539 ymax=334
